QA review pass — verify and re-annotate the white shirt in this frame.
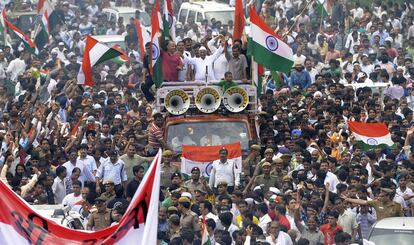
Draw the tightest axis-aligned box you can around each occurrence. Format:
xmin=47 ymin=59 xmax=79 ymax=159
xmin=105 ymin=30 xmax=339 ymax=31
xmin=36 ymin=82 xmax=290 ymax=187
xmin=259 ymin=214 xmax=272 ymax=234
xmin=184 ymin=46 xmax=224 ymax=81
xmin=396 ymin=187 xmax=414 ymax=208
xmin=6 ymin=58 xmax=26 ymax=81
xmin=77 ymin=155 xmax=98 ymax=181
xmin=63 ymin=160 xmax=95 ymax=184
xmin=96 ymin=158 xmax=128 ymax=185
xmin=265 ymin=231 xmax=293 ymax=245
xmin=52 ymin=177 xmax=67 ymax=204
xmin=325 ymin=172 xmax=339 ymax=193
xmin=62 ymin=193 xmax=83 ymax=209
xmin=209 ymin=159 xmax=240 ymax=188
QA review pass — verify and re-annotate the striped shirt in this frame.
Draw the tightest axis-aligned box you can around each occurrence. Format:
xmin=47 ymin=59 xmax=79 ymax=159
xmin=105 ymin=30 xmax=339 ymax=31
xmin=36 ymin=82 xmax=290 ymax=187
xmin=148 ymin=122 xmax=163 ymax=149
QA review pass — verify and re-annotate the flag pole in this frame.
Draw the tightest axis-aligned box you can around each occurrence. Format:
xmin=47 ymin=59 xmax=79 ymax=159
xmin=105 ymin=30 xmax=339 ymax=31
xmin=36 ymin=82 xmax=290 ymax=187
xmin=282 ymin=0 xmax=315 ymax=38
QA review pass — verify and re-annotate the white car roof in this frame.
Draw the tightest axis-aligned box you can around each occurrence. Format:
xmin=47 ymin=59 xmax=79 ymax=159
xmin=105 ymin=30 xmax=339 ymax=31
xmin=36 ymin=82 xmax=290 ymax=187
xmin=181 ymin=1 xmax=235 ymax=12
xmin=372 ymin=217 xmax=414 ymax=230
xmin=103 ymin=6 xmax=137 ymax=14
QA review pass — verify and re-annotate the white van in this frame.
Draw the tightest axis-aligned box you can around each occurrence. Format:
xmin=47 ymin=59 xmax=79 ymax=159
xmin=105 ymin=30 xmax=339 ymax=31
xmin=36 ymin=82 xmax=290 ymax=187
xmin=102 ymin=7 xmax=151 ymax=28
xmin=177 ymin=1 xmax=235 ymax=26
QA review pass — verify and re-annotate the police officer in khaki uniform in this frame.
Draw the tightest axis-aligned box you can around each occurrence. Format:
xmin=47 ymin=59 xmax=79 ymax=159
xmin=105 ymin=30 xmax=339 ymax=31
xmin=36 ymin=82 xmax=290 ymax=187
xmin=242 ymin=144 xmax=262 ymax=183
xmin=184 ymin=167 xmax=213 ymax=197
xmin=178 ymin=196 xmax=201 ymax=237
xmin=272 ymin=157 xmax=288 ymax=188
xmin=160 ymin=150 xmax=179 ymax=190
xmin=86 ymin=196 xmax=111 ymax=231
xmin=252 ymin=162 xmax=280 ymax=193
xmin=343 ymin=188 xmax=404 ymax=220
xmin=100 ymin=179 xmax=116 ymax=202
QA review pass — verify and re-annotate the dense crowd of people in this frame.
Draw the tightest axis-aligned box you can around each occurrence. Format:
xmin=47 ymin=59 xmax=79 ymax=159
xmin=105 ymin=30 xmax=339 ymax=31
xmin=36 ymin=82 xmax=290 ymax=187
xmin=0 ymin=0 xmax=414 ymax=244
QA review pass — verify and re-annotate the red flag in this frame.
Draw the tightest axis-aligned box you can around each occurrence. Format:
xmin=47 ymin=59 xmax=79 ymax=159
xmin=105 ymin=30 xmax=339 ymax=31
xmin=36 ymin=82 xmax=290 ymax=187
xmin=135 ymin=18 xmax=150 ymax=62
xmin=233 ymin=0 xmax=245 ymax=41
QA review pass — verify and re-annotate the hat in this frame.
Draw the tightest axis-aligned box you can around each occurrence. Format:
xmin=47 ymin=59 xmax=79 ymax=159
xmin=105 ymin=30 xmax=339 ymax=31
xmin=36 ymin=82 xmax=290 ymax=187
xmin=217 ymin=181 xmax=228 ymax=186
xmin=283 ymin=175 xmax=293 ymax=181
xmin=95 ymin=196 xmax=106 ymax=202
xmin=98 ymin=90 xmax=107 ymax=96
xmin=273 ymin=157 xmax=283 ymax=164
xmin=87 ymin=115 xmax=95 ymax=122
xmin=103 ymin=179 xmax=114 ymax=185
xmin=191 ymin=167 xmax=201 ymax=173
xmin=269 ymin=187 xmax=281 ymax=195
xmin=114 ymin=114 xmax=122 ymax=120
xmin=163 ymin=150 xmax=173 ymax=157
xmin=199 ymin=46 xmax=207 ymax=51
xmin=93 ymin=104 xmax=102 ymax=110
xmin=251 ymin=144 xmax=261 ymax=151
xmin=58 ymin=42 xmax=65 ymax=46
xmin=167 ymin=206 xmax=178 ymax=212
xmin=291 ymin=129 xmax=302 ymax=137
xmin=171 ymin=172 xmax=181 ymax=179
xmin=51 ymin=50 xmax=58 ymax=55
xmin=264 ymin=148 xmax=274 ymax=154
xmin=262 ymin=162 xmax=271 ymax=167
xmin=181 ymin=192 xmax=192 ymax=200
xmin=178 ymin=196 xmax=191 ymax=203
xmin=352 ymin=61 xmax=360 ymax=65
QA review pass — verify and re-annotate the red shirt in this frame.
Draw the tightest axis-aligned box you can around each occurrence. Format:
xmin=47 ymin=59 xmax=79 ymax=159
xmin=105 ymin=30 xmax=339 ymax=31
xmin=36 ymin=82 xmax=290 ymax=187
xmin=320 ymin=223 xmax=343 ymax=245
xmin=277 ymin=215 xmax=291 ymax=231
xmin=161 ymin=50 xmax=182 ymax=82
xmin=148 ymin=122 xmax=163 ymax=149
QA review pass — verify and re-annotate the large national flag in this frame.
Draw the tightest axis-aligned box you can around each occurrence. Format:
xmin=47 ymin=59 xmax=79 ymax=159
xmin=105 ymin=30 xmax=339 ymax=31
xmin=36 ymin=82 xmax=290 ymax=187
xmin=162 ymin=0 xmax=176 ymax=42
xmin=37 ymin=0 xmax=60 ymax=31
xmin=77 ymin=35 xmax=124 ymax=87
xmin=34 ymin=9 xmax=50 ymax=50
xmin=5 ymin=20 xmax=37 ymax=54
xmin=233 ymin=0 xmax=244 ymax=41
xmin=0 ymin=8 xmax=6 ymax=37
xmin=135 ymin=18 xmax=151 ymax=62
xmin=248 ymin=5 xmax=293 ymax=73
xmin=0 ymin=150 xmax=162 ymax=244
xmin=155 ymin=0 xmax=163 ymax=31
xmin=181 ymin=142 xmax=242 ymax=178
xmin=150 ymin=8 xmax=163 ymax=87
xmin=317 ymin=0 xmax=332 ymax=17
xmin=348 ymin=121 xmax=395 ymax=151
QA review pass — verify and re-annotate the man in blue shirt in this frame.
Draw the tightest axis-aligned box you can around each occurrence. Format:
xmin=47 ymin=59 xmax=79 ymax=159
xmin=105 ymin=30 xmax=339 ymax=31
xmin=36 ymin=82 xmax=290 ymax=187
xmin=289 ymin=64 xmax=311 ymax=89
xmin=370 ymin=22 xmax=389 ymax=46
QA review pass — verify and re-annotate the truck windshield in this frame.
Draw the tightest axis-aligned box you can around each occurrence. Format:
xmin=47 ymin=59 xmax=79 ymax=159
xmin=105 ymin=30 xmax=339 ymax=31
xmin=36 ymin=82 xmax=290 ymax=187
xmin=167 ymin=121 xmax=249 ymax=152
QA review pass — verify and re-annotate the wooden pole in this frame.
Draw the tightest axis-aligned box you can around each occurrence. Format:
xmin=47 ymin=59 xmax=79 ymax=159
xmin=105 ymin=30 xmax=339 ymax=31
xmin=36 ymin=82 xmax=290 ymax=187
xmin=283 ymin=0 xmax=315 ymax=38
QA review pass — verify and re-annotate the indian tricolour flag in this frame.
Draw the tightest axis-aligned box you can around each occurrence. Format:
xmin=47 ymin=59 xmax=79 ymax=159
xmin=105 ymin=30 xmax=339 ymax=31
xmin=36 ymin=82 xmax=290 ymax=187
xmin=5 ymin=19 xmax=37 ymax=55
xmin=162 ymin=0 xmax=175 ymax=42
xmin=181 ymin=142 xmax=242 ymax=179
xmin=135 ymin=18 xmax=151 ymax=62
xmin=201 ymin=216 xmax=211 ymax=245
xmin=150 ymin=7 xmax=163 ymax=87
xmin=0 ymin=8 xmax=7 ymax=44
xmin=248 ymin=5 xmax=293 ymax=74
xmin=34 ymin=9 xmax=50 ymax=50
xmin=348 ymin=121 xmax=395 ymax=151
xmin=77 ymin=35 xmax=124 ymax=87
xmin=317 ymin=0 xmax=332 ymax=17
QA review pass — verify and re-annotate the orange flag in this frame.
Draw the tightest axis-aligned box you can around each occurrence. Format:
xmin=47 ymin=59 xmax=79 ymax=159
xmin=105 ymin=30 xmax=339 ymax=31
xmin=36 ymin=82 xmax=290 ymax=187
xmin=233 ymin=0 xmax=245 ymax=41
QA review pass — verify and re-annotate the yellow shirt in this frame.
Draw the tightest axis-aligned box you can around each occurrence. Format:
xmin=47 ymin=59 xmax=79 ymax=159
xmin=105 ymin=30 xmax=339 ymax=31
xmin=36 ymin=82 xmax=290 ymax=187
xmin=236 ymin=214 xmax=259 ymax=228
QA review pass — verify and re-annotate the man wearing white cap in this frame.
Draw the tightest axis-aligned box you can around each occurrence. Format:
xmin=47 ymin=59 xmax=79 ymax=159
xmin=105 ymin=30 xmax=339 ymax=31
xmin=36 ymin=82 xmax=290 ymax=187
xmin=183 ymin=35 xmax=226 ymax=81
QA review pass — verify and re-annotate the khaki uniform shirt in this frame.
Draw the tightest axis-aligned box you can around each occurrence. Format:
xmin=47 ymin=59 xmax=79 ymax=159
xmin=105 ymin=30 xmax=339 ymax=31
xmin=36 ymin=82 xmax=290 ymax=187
xmin=180 ymin=210 xmax=201 ymax=232
xmin=254 ymin=174 xmax=280 ymax=192
xmin=184 ymin=180 xmax=207 ymax=196
xmin=160 ymin=164 xmax=179 ymax=188
xmin=367 ymin=200 xmax=404 ymax=220
xmin=87 ymin=209 xmax=111 ymax=231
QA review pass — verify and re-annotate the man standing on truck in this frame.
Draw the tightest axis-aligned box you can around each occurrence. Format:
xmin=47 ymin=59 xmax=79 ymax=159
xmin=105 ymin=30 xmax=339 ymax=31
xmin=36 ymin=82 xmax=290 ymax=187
xmin=183 ymin=35 xmax=226 ymax=81
xmin=209 ymin=147 xmax=240 ymax=194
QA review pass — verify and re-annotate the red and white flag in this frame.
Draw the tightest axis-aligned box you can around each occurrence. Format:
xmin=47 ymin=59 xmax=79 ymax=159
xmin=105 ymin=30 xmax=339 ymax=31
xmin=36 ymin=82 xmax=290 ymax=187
xmin=181 ymin=142 xmax=242 ymax=178
xmin=135 ymin=18 xmax=151 ymax=62
xmin=0 ymin=150 xmax=162 ymax=244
